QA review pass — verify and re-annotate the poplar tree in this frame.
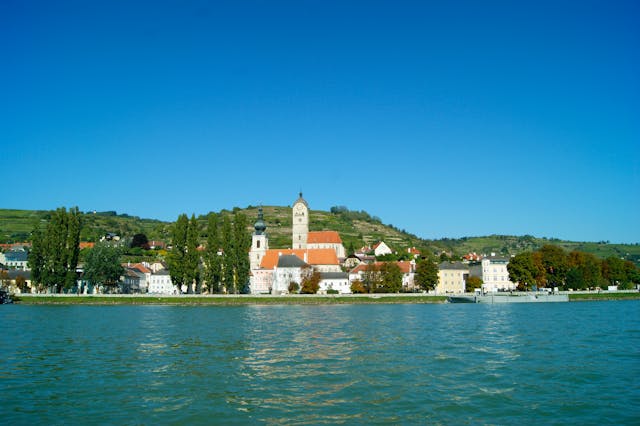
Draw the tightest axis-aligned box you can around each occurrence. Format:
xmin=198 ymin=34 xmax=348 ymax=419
xmin=184 ymin=214 xmax=200 ymax=294
xmin=168 ymin=213 xmax=189 ymax=293
xmin=28 ymin=207 xmax=82 ymax=293
xmin=233 ymin=213 xmax=251 ymax=293
xmin=204 ymin=213 xmax=222 ymax=293
xmin=221 ymin=215 xmax=235 ymax=293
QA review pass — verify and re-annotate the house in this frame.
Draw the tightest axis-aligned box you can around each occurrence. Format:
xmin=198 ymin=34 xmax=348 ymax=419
xmin=318 ymin=272 xmax=351 ymax=294
xmin=122 ymin=268 xmax=143 ymax=293
xmin=2 ymin=249 xmax=29 ymax=271
xmin=272 ymin=255 xmax=309 ymax=294
xmin=349 ymin=260 xmax=416 ymax=291
xmin=407 ymin=247 xmax=422 ymax=258
xmin=373 ymin=241 xmax=392 ymax=257
xmin=2 ymin=270 xmax=32 ymax=293
xmin=148 ymin=269 xmax=177 ymax=294
xmin=463 ymin=252 xmax=482 ymax=263
xmin=469 ymin=256 xmax=515 ymax=292
xmin=79 ymin=242 xmax=95 ymax=250
xmin=437 ymin=262 xmax=469 ymax=294
xmin=148 ymin=241 xmax=166 ymax=250
xmin=343 ymin=254 xmax=362 ymax=269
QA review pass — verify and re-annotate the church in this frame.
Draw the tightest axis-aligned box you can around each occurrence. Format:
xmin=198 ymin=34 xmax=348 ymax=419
xmin=249 ymin=193 xmax=348 ymax=294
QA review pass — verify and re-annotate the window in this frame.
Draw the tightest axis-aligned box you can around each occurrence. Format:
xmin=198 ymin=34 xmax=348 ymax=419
xmin=257 ymin=240 xmax=260 ymax=248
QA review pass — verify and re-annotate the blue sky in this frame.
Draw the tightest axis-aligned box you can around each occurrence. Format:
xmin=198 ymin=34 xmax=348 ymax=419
xmin=1 ymin=0 xmax=638 ymax=243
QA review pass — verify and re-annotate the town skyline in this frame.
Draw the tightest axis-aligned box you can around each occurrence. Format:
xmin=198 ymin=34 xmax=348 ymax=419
xmin=2 ymin=1 xmax=638 ymax=244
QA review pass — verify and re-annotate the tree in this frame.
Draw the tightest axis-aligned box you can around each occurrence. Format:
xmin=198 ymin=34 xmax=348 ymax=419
xmin=184 ymin=214 xmax=200 ymax=294
xmin=379 ymin=262 xmax=403 ymax=293
xmin=539 ymin=245 xmax=568 ymax=288
xmin=130 ymin=233 xmax=149 ymax=249
xmin=507 ymin=252 xmax=538 ymax=290
xmin=350 ymin=280 xmax=365 ymax=294
xmin=362 ymin=263 xmax=381 ymax=293
xmin=415 ymin=259 xmax=438 ymax=292
xmin=288 ymin=281 xmax=300 ymax=293
xmin=28 ymin=207 xmax=82 ymax=293
xmin=221 ymin=215 xmax=235 ymax=293
xmin=204 ymin=213 xmax=222 ymax=293
xmin=465 ymin=276 xmax=483 ymax=292
xmin=167 ymin=214 xmax=189 ymax=293
xmin=83 ymin=243 xmax=124 ymax=293
xmin=233 ymin=213 xmax=251 ymax=294
xmin=566 ymin=251 xmax=604 ymax=290
xmin=15 ymin=275 xmax=27 ymax=293
xmin=300 ymin=270 xmax=321 ymax=294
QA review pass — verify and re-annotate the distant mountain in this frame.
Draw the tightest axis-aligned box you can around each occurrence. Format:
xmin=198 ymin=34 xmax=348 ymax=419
xmin=1 ymin=207 xmax=638 ymax=265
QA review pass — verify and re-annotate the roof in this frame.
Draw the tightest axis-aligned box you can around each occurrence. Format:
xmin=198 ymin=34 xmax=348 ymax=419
xmin=307 ymin=231 xmax=342 ymax=244
xmin=277 ymin=255 xmax=308 ymax=268
xmin=79 ymin=242 xmax=95 ymax=249
xmin=438 ymin=261 xmax=470 ymax=271
xmin=5 ymin=251 xmax=28 ymax=262
xmin=7 ymin=270 xmax=31 ymax=280
xmin=320 ymin=272 xmax=349 ymax=280
xmin=350 ymin=261 xmax=414 ymax=274
xmin=260 ymin=249 xmax=339 ymax=269
xmin=131 ymin=263 xmax=151 ymax=274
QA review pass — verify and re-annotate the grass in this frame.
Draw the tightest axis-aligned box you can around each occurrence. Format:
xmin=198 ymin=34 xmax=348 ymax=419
xmin=568 ymin=292 xmax=640 ymax=301
xmin=13 ymin=294 xmax=449 ymax=305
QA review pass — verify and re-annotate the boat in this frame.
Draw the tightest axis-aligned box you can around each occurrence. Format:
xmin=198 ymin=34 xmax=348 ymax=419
xmin=0 ymin=290 xmax=13 ymax=304
xmin=448 ymin=292 xmax=568 ymax=304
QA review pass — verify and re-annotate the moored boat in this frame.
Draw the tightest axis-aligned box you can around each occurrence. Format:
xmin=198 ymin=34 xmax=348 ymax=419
xmin=448 ymin=292 xmax=568 ymax=304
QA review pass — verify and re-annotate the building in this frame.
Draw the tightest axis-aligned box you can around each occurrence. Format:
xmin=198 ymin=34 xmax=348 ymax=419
xmin=349 ymin=260 xmax=416 ymax=292
xmin=292 ymin=193 xmax=309 ymax=249
xmin=272 ymin=254 xmax=309 ymax=294
xmin=250 ymin=206 xmax=269 ymax=270
xmin=437 ymin=262 xmax=469 ymax=294
xmin=373 ymin=241 xmax=392 ymax=257
xmin=148 ymin=269 xmax=177 ymax=294
xmin=318 ymin=272 xmax=351 ymax=294
xmin=1 ymin=249 xmax=29 ymax=271
xmin=469 ymin=256 xmax=515 ymax=292
xmin=248 ymin=193 xmax=346 ymax=294
xmin=307 ymin=231 xmax=346 ymax=259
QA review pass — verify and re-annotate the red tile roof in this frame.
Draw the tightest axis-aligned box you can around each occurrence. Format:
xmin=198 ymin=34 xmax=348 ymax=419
xmin=260 ymin=249 xmax=339 ymax=269
xmin=307 ymin=231 xmax=343 ymax=244
xmin=79 ymin=242 xmax=95 ymax=249
xmin=350 ymin=261 xmax=413 ymax=274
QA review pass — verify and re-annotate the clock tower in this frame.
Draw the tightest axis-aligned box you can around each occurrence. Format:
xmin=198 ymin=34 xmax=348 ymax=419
xmin=250 ymin=206 xmax=269 ymax=270
xmin=292 ymin=192 xmax=309 ymax=249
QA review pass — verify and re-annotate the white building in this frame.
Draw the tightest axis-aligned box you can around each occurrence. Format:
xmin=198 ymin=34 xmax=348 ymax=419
xmin=318 ymin=272 xmax=351 ymax=294
xmin=437 ymin=262 xmax=469 ymax=294
xmin=373 ymin=241 xmax=392 ymax=257
xmin=148 ymin=269 xmax=178 ymax=294
xmin=272 ymin=254 xmax=309 ymax=294
xmin=292 ymin=193 xmax=309 ymax=249
xmin=470 ymin=256 xmax=515 ymax=292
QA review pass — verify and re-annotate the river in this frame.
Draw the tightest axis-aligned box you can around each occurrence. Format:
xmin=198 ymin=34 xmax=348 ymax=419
xmin=2 ymin=301 xmax=639 ymax=424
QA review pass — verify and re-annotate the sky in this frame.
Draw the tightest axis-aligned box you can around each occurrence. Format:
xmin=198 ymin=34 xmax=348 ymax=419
xmin=1 ymin=0 xmax=639 ymax=243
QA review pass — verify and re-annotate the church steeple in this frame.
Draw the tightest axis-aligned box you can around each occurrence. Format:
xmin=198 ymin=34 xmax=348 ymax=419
xmin=254 ymin=206 xmax=267 ymax=235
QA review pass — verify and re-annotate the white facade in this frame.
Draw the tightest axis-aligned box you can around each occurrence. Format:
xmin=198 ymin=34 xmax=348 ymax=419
xmin=479 ymin=257 xmax=515 ymax=292
xmin=318 ymin=273 xmax=351 ymax=294
xmin=374 ymin=241 xmax=392 ymax=257
xmin=292 ymin=194 xmax=309 ymax=249
xmin=148 ymin=270 xmax=178 ymax=294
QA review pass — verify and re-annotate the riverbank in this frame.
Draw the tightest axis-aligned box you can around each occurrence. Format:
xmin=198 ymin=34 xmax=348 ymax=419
xmin=10 ymin=291 xmax=640 ymax=305
xmin=12 ymin=294 xmax=449 ymax=305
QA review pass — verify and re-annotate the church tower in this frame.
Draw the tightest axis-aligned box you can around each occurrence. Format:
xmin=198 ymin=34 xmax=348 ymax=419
xmin=292 ymin=192 xmax=309 ymax=249
xmin=250 ymin=206 xmax=269 ymax=270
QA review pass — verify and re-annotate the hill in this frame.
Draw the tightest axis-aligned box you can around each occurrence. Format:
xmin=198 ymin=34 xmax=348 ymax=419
xmin=1 ymin=207 xmax=638 ymax=265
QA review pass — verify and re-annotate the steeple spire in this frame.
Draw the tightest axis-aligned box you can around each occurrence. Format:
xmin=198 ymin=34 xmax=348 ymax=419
xmin=254 ymin=206 xmax=266 ymax=235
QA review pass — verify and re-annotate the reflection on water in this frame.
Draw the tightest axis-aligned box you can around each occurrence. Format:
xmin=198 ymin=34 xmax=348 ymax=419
xmin=1 ymin=302 xmax=639 ymax=424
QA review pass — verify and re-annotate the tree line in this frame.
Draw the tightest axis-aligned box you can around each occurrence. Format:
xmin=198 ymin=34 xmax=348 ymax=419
xmin=168 ymin=212 xmax=251 ymax=294
xmin=28 ymin=207 xmax=81 ymax=293
xmin=507 ymin=245 xmax=640 ymax=290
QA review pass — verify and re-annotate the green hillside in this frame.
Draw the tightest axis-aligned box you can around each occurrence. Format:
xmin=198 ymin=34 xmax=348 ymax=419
xmin=1 ymin=207 xmax=638 ymax=265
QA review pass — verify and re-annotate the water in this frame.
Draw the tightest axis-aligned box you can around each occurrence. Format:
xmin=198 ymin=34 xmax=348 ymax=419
xmin=2 ymin=301 xmax=639 ymax=425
